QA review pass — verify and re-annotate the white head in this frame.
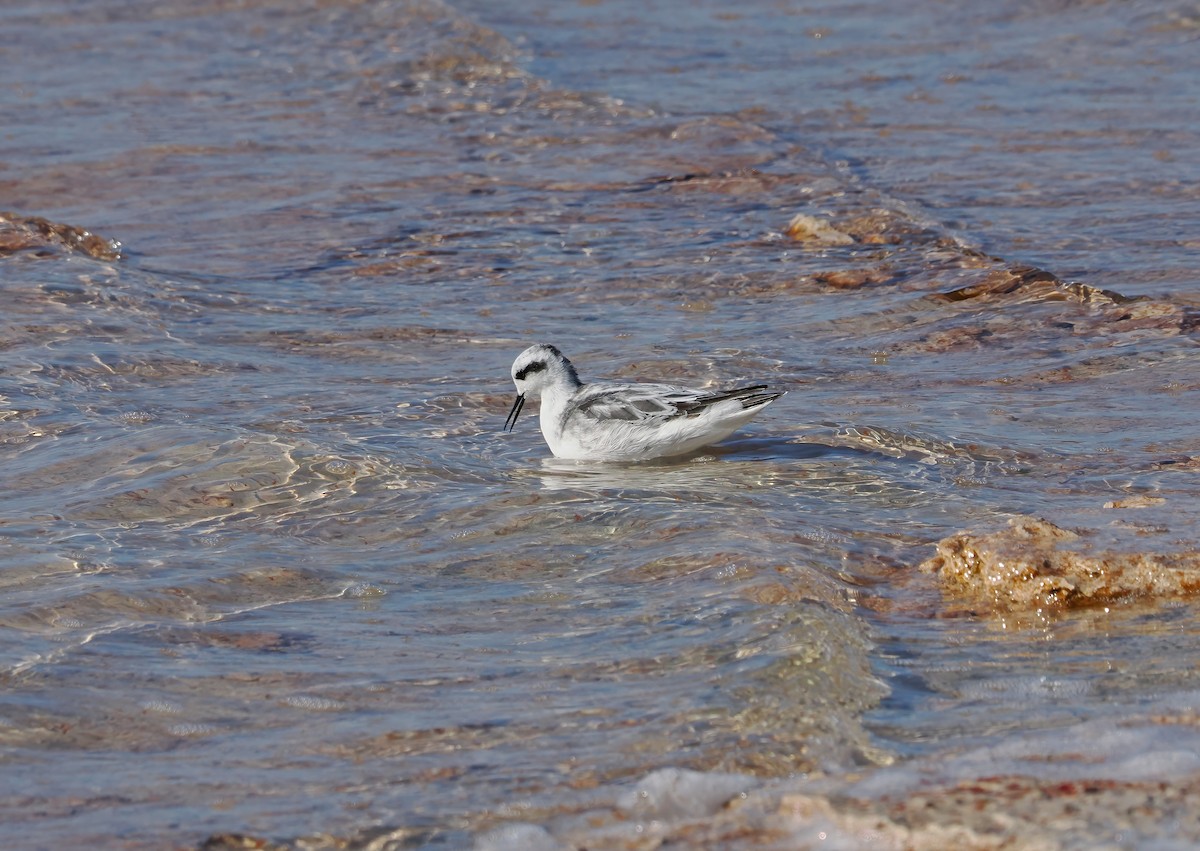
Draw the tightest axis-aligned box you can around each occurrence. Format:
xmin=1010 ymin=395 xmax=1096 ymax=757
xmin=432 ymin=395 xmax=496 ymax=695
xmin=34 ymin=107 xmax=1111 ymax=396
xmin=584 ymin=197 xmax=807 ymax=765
xmin=503 ymin=344 xmax=582 ymax=432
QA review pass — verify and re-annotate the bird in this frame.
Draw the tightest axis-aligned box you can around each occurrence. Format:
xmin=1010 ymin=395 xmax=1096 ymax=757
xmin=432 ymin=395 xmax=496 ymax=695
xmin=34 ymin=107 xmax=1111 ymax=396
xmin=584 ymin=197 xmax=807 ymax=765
xmin=503 ymin=343 xmax=783 ymax=461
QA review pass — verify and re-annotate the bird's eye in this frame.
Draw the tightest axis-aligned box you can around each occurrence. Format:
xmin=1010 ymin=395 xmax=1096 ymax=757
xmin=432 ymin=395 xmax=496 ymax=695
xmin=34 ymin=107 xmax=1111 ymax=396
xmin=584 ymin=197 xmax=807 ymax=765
xmin=515 ymin=361 xmax=546 ymax=381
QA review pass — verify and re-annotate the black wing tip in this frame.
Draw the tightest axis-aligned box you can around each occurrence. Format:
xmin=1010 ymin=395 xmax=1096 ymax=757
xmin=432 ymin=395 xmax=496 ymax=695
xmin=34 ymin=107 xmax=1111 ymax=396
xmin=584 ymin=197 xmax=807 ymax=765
xmin=679 ymin=385 xmax=784 ymax=416
xmin=739 ymin=390 xmax=784 ymax=410
xmin=707 ymin=385 xmax=783 ymax=405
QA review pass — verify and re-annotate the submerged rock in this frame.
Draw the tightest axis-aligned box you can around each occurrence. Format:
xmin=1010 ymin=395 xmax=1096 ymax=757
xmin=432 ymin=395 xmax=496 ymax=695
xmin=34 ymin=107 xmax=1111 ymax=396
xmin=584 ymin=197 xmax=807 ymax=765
xmin=920 ymin=516 xmax=1200 ymax=611
xmin=0 ymin=211 xmax=121 ymax=261
xmin=936 ymin=263 xmax=1135 ymax=305
xmin=784 ymin=212 xmax=855 ymax=245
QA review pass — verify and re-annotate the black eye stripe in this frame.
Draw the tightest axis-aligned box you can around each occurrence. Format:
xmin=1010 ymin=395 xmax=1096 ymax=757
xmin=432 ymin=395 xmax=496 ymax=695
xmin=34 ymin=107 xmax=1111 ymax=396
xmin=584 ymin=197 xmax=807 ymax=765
xmin=515 ymin=361 xmax=546 ymax=381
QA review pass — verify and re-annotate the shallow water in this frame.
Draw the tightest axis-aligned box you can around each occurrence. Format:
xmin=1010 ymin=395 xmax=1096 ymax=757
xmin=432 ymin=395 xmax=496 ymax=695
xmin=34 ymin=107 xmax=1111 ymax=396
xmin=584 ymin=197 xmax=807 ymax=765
xmin=1 ymin=0 xmax=1199 ymax=847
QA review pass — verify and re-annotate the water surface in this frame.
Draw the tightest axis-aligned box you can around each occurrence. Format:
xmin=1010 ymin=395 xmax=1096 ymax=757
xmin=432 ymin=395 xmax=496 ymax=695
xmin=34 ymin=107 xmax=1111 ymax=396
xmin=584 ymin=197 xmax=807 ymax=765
xmin=1 ymin=0 xmax=1199 ymax=847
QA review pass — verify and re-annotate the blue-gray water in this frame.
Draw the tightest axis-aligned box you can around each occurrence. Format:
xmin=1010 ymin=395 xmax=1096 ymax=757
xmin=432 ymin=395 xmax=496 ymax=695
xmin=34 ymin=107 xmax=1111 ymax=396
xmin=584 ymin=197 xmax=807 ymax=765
xmin=2 ymin=0 xmax=1199 ymax=847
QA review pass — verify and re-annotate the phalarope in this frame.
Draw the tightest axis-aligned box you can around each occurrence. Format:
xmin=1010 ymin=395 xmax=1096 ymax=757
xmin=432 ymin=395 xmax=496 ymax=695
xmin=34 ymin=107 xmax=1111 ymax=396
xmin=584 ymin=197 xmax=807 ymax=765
xmin=503 ymin=344 xmax=783 ymax=461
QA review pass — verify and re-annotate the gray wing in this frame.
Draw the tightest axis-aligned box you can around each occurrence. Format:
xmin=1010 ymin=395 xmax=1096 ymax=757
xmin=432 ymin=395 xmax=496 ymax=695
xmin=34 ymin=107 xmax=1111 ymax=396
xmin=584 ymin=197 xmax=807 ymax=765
xmin=571 ymin=383 xmax=777 ymax=425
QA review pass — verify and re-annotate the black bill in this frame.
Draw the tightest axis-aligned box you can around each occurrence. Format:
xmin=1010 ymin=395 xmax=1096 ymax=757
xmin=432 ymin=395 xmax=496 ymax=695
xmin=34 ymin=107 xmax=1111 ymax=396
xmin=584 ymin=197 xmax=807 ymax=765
xmin=503 ymin=393 xmax=525 ymax=432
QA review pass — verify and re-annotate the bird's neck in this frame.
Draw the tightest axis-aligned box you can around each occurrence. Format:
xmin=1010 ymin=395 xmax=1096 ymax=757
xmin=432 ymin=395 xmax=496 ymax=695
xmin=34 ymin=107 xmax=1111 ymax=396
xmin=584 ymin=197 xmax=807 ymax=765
xmin=556 ymin=360 xmax=582 ymax=391
xmin=538 ymin=376 xmax=582 ymax=433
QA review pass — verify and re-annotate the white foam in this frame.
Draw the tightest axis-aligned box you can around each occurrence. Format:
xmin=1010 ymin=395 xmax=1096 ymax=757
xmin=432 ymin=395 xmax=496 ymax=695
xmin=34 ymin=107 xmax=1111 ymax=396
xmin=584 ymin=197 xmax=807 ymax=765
xmin=139 ymin=699 xmax=182 ymax=715
xmin=853 ymin=716 xmax=1200 ymax=798
xmin=957 ymin=673 xmax=1095 ymax=701
xmin=617 ymin=767 xmax=755 ymax=820
xmin=282 ymin=695 xmax=344 ymax=711
xmin=473 ymin=822 xmax=561 ymax=851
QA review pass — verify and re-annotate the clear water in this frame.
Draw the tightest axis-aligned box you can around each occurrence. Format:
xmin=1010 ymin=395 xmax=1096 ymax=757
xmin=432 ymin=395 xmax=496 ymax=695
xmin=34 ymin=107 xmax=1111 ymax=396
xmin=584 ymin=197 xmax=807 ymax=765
xmin=1 ymin=0 xmax=1198 ymax=847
